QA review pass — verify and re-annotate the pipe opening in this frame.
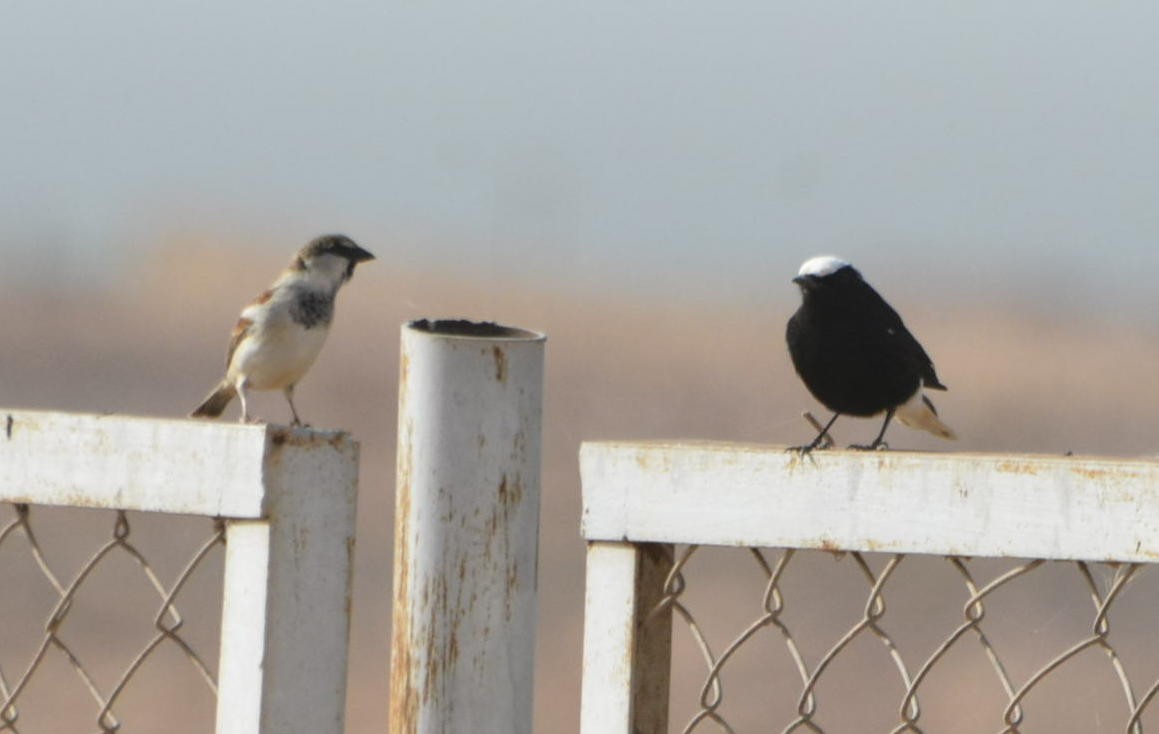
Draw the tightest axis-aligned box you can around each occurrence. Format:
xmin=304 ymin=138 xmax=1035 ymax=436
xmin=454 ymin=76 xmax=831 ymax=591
xmin=408 ymin=319 xmax=542 ymax=340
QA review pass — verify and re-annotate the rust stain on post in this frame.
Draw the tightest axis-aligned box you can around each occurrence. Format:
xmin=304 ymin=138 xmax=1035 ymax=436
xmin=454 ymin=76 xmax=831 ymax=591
xmin=496 ymin=474 xmax=524 ymax=508
xmin=492 ymin=346 xmax=508 ymax=383
xmin=390 ymin=429 xmax=419 ymax=731
xmin=634 ymin=451 xmax=672 ymax=474
xmin=818 ymin=537 xmax=841 ymax=553
xmin=345 ymin=536 xmax=357 ymax=621
xmin=995 ymin=459 xmax=1040 ymax=476
xmin=1071 ymin=466 xmax=1117 ymax=482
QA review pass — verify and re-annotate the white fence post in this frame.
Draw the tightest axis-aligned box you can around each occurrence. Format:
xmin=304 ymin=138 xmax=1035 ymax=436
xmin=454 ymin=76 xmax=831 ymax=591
xmin=217 ymin=427 xmax=360 ymax=734
xmin=390 ymin=319 xmax=546 ymax=734
xmin=580 ymin=542 xmax=673 ymax=734
xmin=0 ymin=410 xmax=360 ymax=734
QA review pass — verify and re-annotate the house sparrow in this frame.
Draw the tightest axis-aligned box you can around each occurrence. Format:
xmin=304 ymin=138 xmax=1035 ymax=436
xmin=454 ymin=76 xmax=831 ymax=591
xmin=786 ymin=255 xmax=956 ymax=452
xmin=190 ymin=234 xmax=375 ymax=425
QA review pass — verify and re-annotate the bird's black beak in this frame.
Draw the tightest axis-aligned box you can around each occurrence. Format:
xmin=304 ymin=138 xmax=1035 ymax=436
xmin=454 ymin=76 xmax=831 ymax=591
xmin=792 ymin=275 xmax=807 ymax=285
xmin=346 ymin=244 xmax=375 ymax=263
xmin=339 ymin=243 xmax=375 ymax=281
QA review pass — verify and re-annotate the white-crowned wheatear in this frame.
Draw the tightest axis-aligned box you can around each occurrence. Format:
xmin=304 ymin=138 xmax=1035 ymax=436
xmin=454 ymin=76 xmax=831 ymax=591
xmin=190 ymin=234 xmax=374 ymax=425
xmin=786 ymin=255 xmax=956 ymax=452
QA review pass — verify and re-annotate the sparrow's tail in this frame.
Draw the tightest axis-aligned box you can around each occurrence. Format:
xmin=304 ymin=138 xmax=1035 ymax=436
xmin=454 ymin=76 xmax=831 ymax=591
xmin=895 ymin=390 xmax=957 ymax=440
xmin=190 ymin=382 xmax=236 ymax=419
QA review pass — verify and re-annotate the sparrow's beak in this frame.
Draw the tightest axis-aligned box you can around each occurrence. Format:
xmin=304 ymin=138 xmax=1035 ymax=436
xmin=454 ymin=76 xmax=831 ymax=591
xmin=347 ymin=244 xmax=375 ymax=263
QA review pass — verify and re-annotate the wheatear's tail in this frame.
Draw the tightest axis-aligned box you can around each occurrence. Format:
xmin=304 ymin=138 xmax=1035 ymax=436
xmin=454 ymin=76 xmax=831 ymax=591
xmin=190 ymin=381 xmax=236 ymax=419
xmin=895 ymin=389 xmax=957 ymax=440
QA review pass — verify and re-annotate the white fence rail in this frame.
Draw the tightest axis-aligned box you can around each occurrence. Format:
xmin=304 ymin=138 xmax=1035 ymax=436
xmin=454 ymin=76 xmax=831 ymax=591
xmin=579 ymin=441 xmax=1159 ymax=733
xmin=0 ymin=410 xmax=359 ymax=734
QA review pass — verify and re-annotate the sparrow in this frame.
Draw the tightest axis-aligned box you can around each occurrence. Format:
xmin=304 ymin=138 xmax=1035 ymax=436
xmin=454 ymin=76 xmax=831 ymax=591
xmin=786 ymin=255 xmax=956 ymax=451
xmin=190 ymin=234 xmax=374 ymax=425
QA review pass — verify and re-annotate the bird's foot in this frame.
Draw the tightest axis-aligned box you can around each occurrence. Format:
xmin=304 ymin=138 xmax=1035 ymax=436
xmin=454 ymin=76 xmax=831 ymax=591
xmin=800 ymin=412 xmax=836 ymax=450
xmin=848 ymin=441 xmax=889 ymax=451
xmin=787 ymin=439 xmax=832 ymax=456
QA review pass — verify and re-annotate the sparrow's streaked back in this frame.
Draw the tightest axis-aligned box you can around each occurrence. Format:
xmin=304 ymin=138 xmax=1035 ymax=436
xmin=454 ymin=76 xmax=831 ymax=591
xmin=786 ymin=255 xmax=956 ymax=451
xmin=190 ymin=234 xmax=374 ymax=425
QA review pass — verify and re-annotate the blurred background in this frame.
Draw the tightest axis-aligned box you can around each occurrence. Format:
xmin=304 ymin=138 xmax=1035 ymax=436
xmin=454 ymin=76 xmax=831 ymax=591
xmin=2 ymin=1 xmax=1159 ymax=731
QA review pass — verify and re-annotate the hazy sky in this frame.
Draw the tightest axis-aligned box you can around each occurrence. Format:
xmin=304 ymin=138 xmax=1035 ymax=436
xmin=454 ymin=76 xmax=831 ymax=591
xmin=3 ymin=1 xmax=1158 ymax=315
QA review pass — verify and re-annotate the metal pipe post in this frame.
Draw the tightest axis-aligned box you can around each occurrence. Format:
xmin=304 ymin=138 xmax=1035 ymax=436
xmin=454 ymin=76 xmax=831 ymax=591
xmin=390 ymin=319 xmax=546 ymax=734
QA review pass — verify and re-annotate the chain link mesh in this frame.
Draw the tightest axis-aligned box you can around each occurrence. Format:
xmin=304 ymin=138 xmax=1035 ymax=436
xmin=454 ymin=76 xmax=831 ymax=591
xmin=0 ymin=502 xmax=224 ymax=733
xmin=655 ymin=544 xmax=1159 ymax=733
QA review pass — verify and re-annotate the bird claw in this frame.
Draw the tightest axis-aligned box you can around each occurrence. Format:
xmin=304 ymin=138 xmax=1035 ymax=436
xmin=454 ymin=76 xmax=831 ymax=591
xmin=800 ymin=412 xmax=836 ymax=450
xmin=849 ymin=441 xmax=889 ymax=451
xmin=787 ymin=435 xmax=833 ymax=458
xmin=786 ymin=444 xmax=820 ymax=455
xmin=786 ymin=445 xmax=820 ymax=467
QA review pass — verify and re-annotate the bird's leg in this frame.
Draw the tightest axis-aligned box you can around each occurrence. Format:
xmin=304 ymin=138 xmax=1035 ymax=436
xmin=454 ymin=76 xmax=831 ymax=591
xmin=851 ymin=408 xmax=895 ymax=451
xmin=803 ymin=411 xmax=836 ymax=449
xmin=237 ymin=378 xmax=255 ymax=424
xmin=284 ymin=385 xmax=303 ymax=426
xmin=790 ymin=413 xmax=840 ymax=454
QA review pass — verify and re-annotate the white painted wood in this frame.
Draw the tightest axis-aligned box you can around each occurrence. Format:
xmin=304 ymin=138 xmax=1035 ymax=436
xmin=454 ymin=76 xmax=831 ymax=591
xmin=390 ymin=320 xmax=545 ymax=734
xmin=217 ymin=428 xmax=360 ymax=734
xmin=0 ymin=409 xmax=273 ymax=517
xmin=216 ymin=522 xmax=271 ymax=734
xmin=581 ymin=441 xmax=1159 ymax=563
xmin=580 ymin=542 xmax=641 ymax=734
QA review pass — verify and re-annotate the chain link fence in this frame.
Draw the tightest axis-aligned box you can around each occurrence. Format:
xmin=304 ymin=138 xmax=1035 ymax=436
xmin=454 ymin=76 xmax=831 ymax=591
xmin=0 ymin=502 xmax=224 ymax=734
xmin=580 ymin=441 xmax=1159 ymax=734
xmin=655 ymin=543 xmax=1159 ymax=733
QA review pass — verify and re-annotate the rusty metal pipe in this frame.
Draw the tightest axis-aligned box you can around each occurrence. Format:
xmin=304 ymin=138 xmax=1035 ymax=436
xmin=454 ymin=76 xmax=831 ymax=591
xmin=390 ymin=319 xmax=546 ymax=733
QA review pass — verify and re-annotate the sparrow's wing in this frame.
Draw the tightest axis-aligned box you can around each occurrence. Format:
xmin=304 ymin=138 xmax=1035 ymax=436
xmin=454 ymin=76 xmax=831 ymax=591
xmin=225 ymin=289 xmax=274 ymax=368
xmin=225 ymin=317 xmax=254 ymax=369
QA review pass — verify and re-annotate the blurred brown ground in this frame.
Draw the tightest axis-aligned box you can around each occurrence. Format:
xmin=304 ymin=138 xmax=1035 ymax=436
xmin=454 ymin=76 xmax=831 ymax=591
xmin=2 ymin=241 xmax=1158 ymax=732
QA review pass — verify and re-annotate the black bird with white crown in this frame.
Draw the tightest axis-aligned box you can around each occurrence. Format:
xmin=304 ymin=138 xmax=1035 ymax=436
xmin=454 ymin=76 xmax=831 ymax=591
xmin=786 ymin=255 xmax=956 ymax=451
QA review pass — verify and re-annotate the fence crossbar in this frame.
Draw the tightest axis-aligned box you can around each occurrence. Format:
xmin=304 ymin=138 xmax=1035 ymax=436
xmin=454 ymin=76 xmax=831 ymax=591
xmin=580 ymin=441 xmax=1159 ymax=563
